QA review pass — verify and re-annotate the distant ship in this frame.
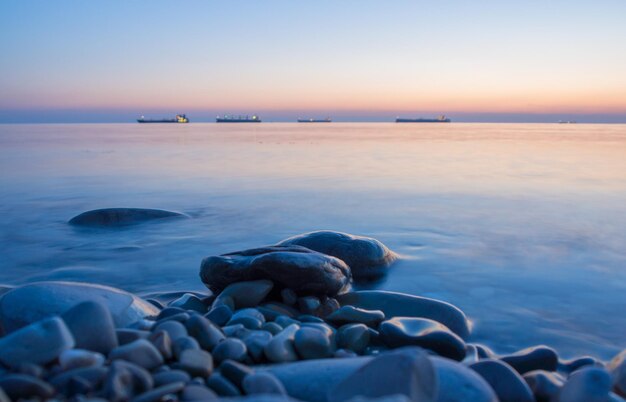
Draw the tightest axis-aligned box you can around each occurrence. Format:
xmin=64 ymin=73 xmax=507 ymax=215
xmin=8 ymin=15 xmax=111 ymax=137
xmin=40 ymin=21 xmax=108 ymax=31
xmin=395 ymin=115 xmax=451 ymax=123
xmin=216 ymin=115 xmax=261 ymax=123
xmin=297 ymin=118 xmax=332 ymax=123
xmin=558 ymin=120 xmax=577 ymax=124
xmin=137 ymin=114 xmax=188 ymax=123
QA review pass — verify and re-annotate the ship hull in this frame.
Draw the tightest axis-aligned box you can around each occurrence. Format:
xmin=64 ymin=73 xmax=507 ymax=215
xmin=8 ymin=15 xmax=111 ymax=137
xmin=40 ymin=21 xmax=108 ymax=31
xmin=297 ymin=119 xmax=332 ymax=123
xmin=216 ymin=119 xmax=262 ymax=123
xmin=137 ymin=120 xmax=182 ymax=123
xmin=395 ymin=118 xmax=451 ymax=123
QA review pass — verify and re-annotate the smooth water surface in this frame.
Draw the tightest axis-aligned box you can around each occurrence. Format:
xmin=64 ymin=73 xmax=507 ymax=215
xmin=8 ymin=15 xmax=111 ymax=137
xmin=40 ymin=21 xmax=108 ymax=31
xmin=1 ymin=123 xmax=625 ymax=359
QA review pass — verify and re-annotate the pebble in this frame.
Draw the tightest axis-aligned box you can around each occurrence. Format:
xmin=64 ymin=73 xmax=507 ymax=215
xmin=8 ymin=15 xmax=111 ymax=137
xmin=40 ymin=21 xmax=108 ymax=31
xmin=294 ymin=327 xmax=334 ymax=359
xmin=157 ymin=307 xmax=187 ymax=320
xmin=207 ymin=373 xmax=241 ymax=396
xmin=298 ymin=314 xmax=325 ymax=323
xmin=336 ymin=290 xmax=471 ymax=340
xmin=501 ymin=345 xmax=559 ymax=374
xmin=242 ymin=330 xmax=273 ymax=363
xmin=49 ymin=366 xmax=109 ymax=392
xmin=379 ymin=317 xmax=466 ymax=361
xmin=61 ymin=301 xmax=119 ymax=354
xmin=558 ymin=366 xmax=613 ymax=402
xmin=59 ymin=349 xmax=105 ymax=370
xmin=298 ymin=296 xmax=321 ymax=314
xmin=185 ymin=314 xmax=225 ymax=351
xmin=607 ymin=349 xmax=626 ymax=397
xmin=177 ymin=349 xmax=214 ymax=378
xmin=276 ymin=230 xmax=397 ymax=279
xmin=335 ymin=349 xmax=358 ymax=358
xmin=220 ymin=360 xmax=254 ymax=388
xmin=227 ymin=308 xmax=265 ymax=330
xmin=265 ymin=324 xmax=300 ymax=363
xmin=559 ymin=356 xmax=602 ymax=374
xmin=200 ymin=245 xmax=351 ymax=296
xmin=326 ymin=306 xmax=385 ymax=327
xmin=173 ymin=336 xmax=201 ymax=360
xmin=223 ymin=324 xmax=247 ymax=337
xmin=259 ymin=302 xmax=300 ymax=320
xmin=213 ymin=338 xmax=248 ymax=363
xmin=169 ymin=293 xmax=208 ymax=313
xmin=281 ymin=288 xmax=298 ymax=306
xmin=431 ymin=356 xmax=498 ymax=402
xmin=0 ymin=316 xmax=75 ymax=368
xmin=338 ymin=324 xmax=371 ymax=354
xmin=523 ymin=370 xmax=565 ymax=402
xmin=180 ymin=384 xmax=218 ymax=401
xmin=109 ymin=339 xmax=164 ymax=371
xmin=131 ymin=381 xmax=186 ymax=402
xmin=205 ymin=305 xmax=233 ymax=326
xmin=275 ymin=315 xmax=301 ymax=329
xmin=149 ymin=330 xmax=173 ymax=360
xmin=153 ymin=369 xmax=191 ymax=387
xmin=213 ymin=280 xmax=274 ymax=310
xmin=117 ymin=329 xmax=150 ymax=345
xmin=243 ymin=372 xmax=287 ymax=396
xmin=153 ymin=320 xmax=188 ymax=342
xmin=469 ymin=359 xmax=534 ymax=402
xmin=262 ymin=322 xmax=283 ymax=335
xmin=157 ymin=312 xmax=190 ymax=324
xmin=0 ymin=374 xmax=56 ymax=400
xmin=102 ymin=360 xmax=153 ymax=402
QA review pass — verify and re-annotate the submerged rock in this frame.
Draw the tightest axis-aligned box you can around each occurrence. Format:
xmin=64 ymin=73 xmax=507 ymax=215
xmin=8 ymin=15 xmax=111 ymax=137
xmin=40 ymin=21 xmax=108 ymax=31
xmin=276 ymin=231 xmax=397 ymax=279
xmin=336 ymin=291 xmax=470 ymax=340
xmin=68 ymin=207 xmax=187 ymax=227
xmin=0 ymin=281 xmax=159 ymax=333
xmin=200 ymin=245 xmax=351 ymax=296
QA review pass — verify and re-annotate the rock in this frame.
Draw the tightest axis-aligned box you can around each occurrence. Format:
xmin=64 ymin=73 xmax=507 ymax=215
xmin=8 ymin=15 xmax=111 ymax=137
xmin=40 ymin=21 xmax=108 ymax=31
xmin=501 ymin=345 xmax=559 ymax=374
xmin=335 ymin=349 xmax=358 ymax=358
xmin=263 ymin=322 xmax=283 ymax=335
xmin=523 ymin=370 xmax=565 ymax=402
xmin=200 ymin=245 xmax=351 ymax=296
xmin=49 ymin=366 xmax=109 ymax=392
xmin=276 ymin=231 xmax=397 ymax=279
xmin=227 ymin=308 xmax=265 ymax=330
xmin=0 ymin=281 xmax=159 ymax=333
xmin=177 ymin=349 xmax=214 ymax=378
xmin=131 ymin=381 xmax=186 ymax=402
xmin=117 ymin=329 xmax=150 ymax=345
xmin=149 ymin=330 xmax=173 ymax=360
xmin=213 ymin=338 xmax=248 ymax=363
xmin=379 ymin=317 xmax=466 ymax=361
xmin=299 ymin=315 xmax=325 ymax=323
xmin=560 ymin=356 xmax=602 ymax=374
xmin=213 ymin=280 xmax=274 ymax=310
xmin=169 ymin=293 xmax=208 ymax=313
xmin=431 ymin=356 xmax=498 ymax=402
xmin=265 ymin=324 xmax=300 ymax=363
xmin=0 ymin=316 xmax=74 ymax=368
xmin=281 ymin=288 xmax=299 ymax=306
xmin=103 ymin=360 xmax=153 ymax=402
xmin=243 ymin=372 xmax=287 ymax=396
xmin=223 ymin=324 xmax=247 ymax=338
xmin=220 ymin=360 xmax=255 ymax=388
xmin=338 ymin=324 xmax=371 ymax=354
xmin=276 ymin=315 xmax=301 ymax=329
xmin=558 ymin=366 xmax=613 ymax=402
xmin=173 ymin=336 xmax=201 ymax=360
xmin=68 ymin=207 xmax=187 ymax=227
xmin=295 ymin=327 xmax=334 ymax=360
xmin=185 ymin=314 xmax=225 ymax=351
xmin=326 ymin=306 xmax=385 ymax=327
xmin=259 ymin=302 xmax=301 ymax=320
xmin=243 ymin=330 xmax=273 ymax=363
xmin=608 ymin=350 xmax=626 ymax=397
xmin=206 ymin=305 xmax=233 ymax=326
xmin=470 ymin=359 xmax=534 ymax=402
xmin=0 ymin=374 xmax=55 ymax=400
xmin=153 ymin=369 xmax=191 ymax=387
xmin=59 ymin=349 xmax=105 ymax=371
xmin=61 ymin=301 xmax=118 ymax=354
xmin=181 ymin=384 xmax=218 ymax=401
xmin=462 ymin=344 xmax=480 ymax=365
xmin=153 ymin=320 xmax=188 ymax=342
xmin=328 ymin=349 xmax=437 ymax=402
xmin=157 ymin=307 xmax=187 ymax=320
xmin=298 ymin=296 xmax=322 ymax=314
xmin=336 ymin=291 xmax=470 ymax=340
xmin=109 ymin=339 xmax=164 ymax=371
xmin=208 ymin=373 xmax=241 ymax=396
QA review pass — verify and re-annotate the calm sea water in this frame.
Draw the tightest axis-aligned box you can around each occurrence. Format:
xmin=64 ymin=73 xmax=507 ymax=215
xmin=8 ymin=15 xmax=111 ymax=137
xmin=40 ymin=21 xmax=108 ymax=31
xmin=1 ymin=123 xmax=625 ymax=359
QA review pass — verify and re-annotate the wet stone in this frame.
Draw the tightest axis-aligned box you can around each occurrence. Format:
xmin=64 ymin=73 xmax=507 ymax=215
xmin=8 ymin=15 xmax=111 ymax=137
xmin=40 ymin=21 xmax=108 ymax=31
xmin=243 ymin=330 xmax=273 ymax=363
xmin=501 ymin=345 xmax=559 ymax=374
xmin=379 ymin=317 xmax=466 ymax=361
xmin=259 ymin=302 xmax=300 ymax=320
xmin=157 ymin=312 xmax=190 ymax=324
xmin=607 ymin=349 xmax=626 ymax=397
xmin=117 ymin=329 xmax=150 ymax=345
xmin=185 ymin=314 xmax=225 ymax=351
xmin=338 ymin=324 xmax=371 ymax=354
xmin=205 ymin=305 xmax=233 ymax=327
xmin=432 ymin=356 xmax=498 ymax=402
xmin=219 ymin=360 xmax=254 ymax=388
xmin=212 ymin=280 xmax=274 ymax=310
xmin=558 ymin=366 xmax=613 ymax=402
xmin=0 ymin=374 xmax=56 ymax=400
xmin=103 ymin=360 xmax=153 ymax=402
xmin=181 ymin=384 xmax=218 ymax=401
xmin=298 ymin=296 xmax=321 ymax=314
xmin=109 ymin=339 xmax=164 ymax=371
xmin=61 ymin=301 xmax=118 ymax=354
xmin=294 ymin=327 xmax=334 ymax=360
xmin=153 ymin=369 xmax=191 ymax=387
xmin=262 ymin=322 xmax=283 ymax=335
xmin=243 ymin=372 xmax=287 ymax=396
xmin=149 ymin=330 xmax=173 ymax=361
xmin=227 ymin=308 xmax=265 ymax=330
xmin=559 ymin=356 xmax=602 ymax=374
xmin=69 ymin=207 xmax=187 ymax=227
xmin=157 ymin=307 xmax=187 ymax=321
xmin=49 ymin=366 xmax=109 ymax=392
xmin=173 ymin=336 xmax=201 ymax=360
xmin=131 ymin=381 xmax=186 ymax=402
xmin=207 ymin=373 xmax=241 ymax=397
xmin=213 ymin=338 xmax=248 ymax=363
xmin=177 ymin=349 xmax=214 ymax=378
xmin=469 ymin=359 xmax=534 ymax=402
xmin=523 ymin=370 xmax=565 ymax=402
xmin=169 ymin=293 xmax=208 ymax=313
xmin=326 ymin=305 xmax=385 ymax=327
xmin=59 ymin=349 xmax=105 ymax=371
xmin=265 ymin=324 xmax=300 ymax=363
xmin=153 ymin=320 xmax=188 ymax=342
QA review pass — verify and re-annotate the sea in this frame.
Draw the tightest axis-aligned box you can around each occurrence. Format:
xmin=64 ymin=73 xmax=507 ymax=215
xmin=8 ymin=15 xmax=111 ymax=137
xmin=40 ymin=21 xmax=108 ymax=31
xmin=0 ymin=122 xmax=625 ymax=359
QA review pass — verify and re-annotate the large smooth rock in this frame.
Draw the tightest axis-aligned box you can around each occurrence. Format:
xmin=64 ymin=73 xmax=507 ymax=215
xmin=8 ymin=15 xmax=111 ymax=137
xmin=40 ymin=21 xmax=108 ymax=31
xmin=328 ymin=349 xmax=437 ymax=402
xmin=469 ymin=359 xmax=534 ymax=402
xmin=0 ymin=316 xmax=75 ymax=368
xmin=0 ymin=281 xmax=159 ymax=333
xmin=608 ymin=350 xmax=626 ymax=397
xmin=200 ymin=245 xmax=351 ymax=296
xmin=277 ymin=231 xmax=397 ymax=279
xmin=68 ymin=207 xmax=187 ymax=227
xmin=557 ymin=366 xmax=613 ymax=402
xmin=61 ymin=301 xmax=118 ymax=354
xmin=431 ymin=356 xmax=498 ymax=402
xmin=501 ymin=345 xmax=559 ymax=374
xmin=379 ymin=317 xmax=466 ymax=361
xmin=336 ymin=291 xmax=470 ymax=340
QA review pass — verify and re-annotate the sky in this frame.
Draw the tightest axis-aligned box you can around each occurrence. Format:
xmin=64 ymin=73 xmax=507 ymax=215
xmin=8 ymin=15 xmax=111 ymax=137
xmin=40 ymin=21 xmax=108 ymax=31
xmin=1 ymin=1 xmax=626 ymax=123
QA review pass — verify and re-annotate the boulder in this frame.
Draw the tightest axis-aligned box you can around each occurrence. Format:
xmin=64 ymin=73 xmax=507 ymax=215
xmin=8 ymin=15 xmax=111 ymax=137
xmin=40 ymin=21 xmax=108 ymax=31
xmin=68 ymin=207 xmax=187 ymax=227
xmin=277 ymin=231 xmax=397 ymax=279
xmin=431 ymin=356 xmax=498 ymax=402
xmin=336 ymin=291 xmax=470 ymax=340
xmin=469 ymin=359 xmax=534 ymax=402
xmin=200 ymin=245 xmax=351 ymax=296
xmin=607 ymin=350 xmax=626 ymax=397
xmin=0 ymin=281 xmax=159 ymax=333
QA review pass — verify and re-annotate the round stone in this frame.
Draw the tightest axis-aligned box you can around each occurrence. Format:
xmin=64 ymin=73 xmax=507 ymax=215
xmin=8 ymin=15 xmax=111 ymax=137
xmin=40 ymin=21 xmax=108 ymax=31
xmin=177 ymin=349 xmax=214 ymax=378
xmin=212 ymin=338 xmax=248 ymax=363
xmin=337 ymin=324 xmax=371 ymax=354
xmin=501 ymin=345 xmax=558 ymax=374
xmin=68 ymin=207 xmax=187 ymax=227
xmin=109 ymin=339 xmax=164 ymax=371
xmin=326 ymin=306 xmax=385 ymax=327
xmin=469 ymin=359 xmax=534 ymax=402
xmin=265 ymin=324 xmax=300 ymax=363
xmin=212 ymin=280 xmax=274 ymax=310
xmin=294 ymin=327 xmax=333 ymax=360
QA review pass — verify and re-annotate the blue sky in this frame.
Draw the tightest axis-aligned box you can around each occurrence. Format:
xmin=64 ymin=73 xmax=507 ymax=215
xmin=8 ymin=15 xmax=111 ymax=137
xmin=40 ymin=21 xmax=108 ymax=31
xmin=1 ymin=1 xmax=626 ymax=122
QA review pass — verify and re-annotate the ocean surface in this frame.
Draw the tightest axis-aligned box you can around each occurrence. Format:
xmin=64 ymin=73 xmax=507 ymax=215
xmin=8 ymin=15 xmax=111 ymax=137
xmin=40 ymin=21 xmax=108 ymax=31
xmin=1 ymin=122 xmax=625 ymax=359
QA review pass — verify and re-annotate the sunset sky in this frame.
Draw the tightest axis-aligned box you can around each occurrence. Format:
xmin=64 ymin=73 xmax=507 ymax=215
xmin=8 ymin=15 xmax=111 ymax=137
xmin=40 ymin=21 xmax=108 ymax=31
xmin=1 ymin=0 xmax=626 ymax=122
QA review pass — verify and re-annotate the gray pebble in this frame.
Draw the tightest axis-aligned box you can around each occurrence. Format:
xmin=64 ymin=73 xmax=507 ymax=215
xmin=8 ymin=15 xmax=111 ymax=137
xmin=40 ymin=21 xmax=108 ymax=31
xmin=170 ymin=293 xmax=208 ymax=313
xmin=173 ymin=336 xmax=201 ymax=360
xmin=205 ymin=305 xmax=233 ymax=327
xmin=264 ymin=324 xmax=300 ymax=363
xmin=103 ymin=360 xmax=153 ymax=402
xmin=117 ymin=329 xmax=150 ymax=345
xmin=220 ymin=360 xmax=254 ymax=388
xmin=110 ymin=339 xmax=164 ymax=370
xmin=523 ymin=370 xmax=565 ymax=402
xmin=338 ymin=324 xmax=370 ymax=354
xmin=185 ymin=314 xmax=225 ymax=351
xmin=0 ymin=374 xmax=55 ymax=400
xmin=501 ymin=345 xmax=558 ymax=374
xmin=59 ymin=349 xmax=105 ymax=371
xmin=153 ymin=369 xmax=191 ymax=387
xmin=326 ymin=305 xmax=385 ymax=327
xmin=262 ymin=322 xmax=283 ymax=335
xmin=62 ymin=301 xmax=118 ymax=354
xmin=181 ymin=384 xmax=218 ymax=401
xmin=157 ymin=307 xmax=187 ymax=321
xmin=207 ymin=373 xmax=241 ymax=396
xmin=298 ymin=296 xmax=321 ymax=314
xmin=243 ymin=330 xmax=273 ymax=363
xmin=212 ymin=280 xmax=274 ymax=310
xmin=177 ymin=349 xmax=214 ymax=378
xmin=294 ymin=327 xmax=333 ymax=359
xmin=213 ymin=338 xmax=248 ymax=363
xmin=153 ymin=320 xmax=188 ymax=342
xmin=149 ymin=330 xmax=173 ymax=360
xmin=558 ymin=366 xmax=613 ymax=402
xmin=470 ymin=359 xmax=534 ymax=402
xmin=131 ymin=381 xmax=185 ymax=402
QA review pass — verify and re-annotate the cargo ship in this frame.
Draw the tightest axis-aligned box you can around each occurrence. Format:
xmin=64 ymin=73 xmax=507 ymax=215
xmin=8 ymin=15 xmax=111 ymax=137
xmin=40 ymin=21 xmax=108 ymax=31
xmin=297 ymin=118 xmax=332 ymax=123
xmin=216 ymin=115 xmax=261 ymax=123
xmin=395 ymin=115 xmax=450 ymax=123
xmin=137 ymin=114 xmax=189 ymax=123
